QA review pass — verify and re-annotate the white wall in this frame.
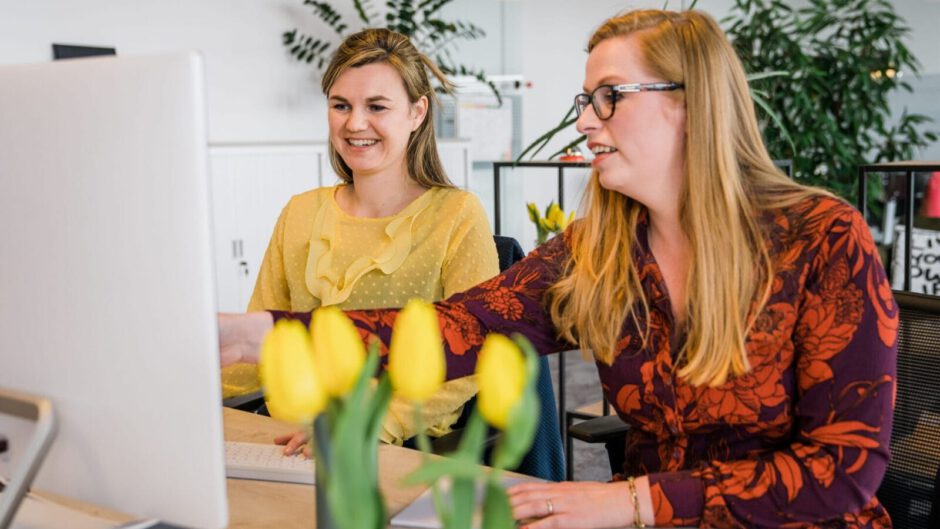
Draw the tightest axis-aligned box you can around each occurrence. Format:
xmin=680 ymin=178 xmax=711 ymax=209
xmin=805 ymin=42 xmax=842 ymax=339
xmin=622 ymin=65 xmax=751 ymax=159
xmin=0 ymin=0 xmax=330 ymax=143
xmin=2 ymin=0 xmax=937 ymax=152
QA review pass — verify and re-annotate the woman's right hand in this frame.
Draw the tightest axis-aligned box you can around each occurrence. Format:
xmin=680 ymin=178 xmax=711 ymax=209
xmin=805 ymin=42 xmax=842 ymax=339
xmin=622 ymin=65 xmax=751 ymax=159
xmin=274 ymin=430 xmax=312 ymax=459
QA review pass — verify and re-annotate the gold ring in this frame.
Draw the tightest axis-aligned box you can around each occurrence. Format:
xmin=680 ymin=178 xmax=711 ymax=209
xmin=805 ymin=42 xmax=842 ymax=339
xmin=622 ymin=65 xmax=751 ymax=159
xmin=546 ymin=499 xmax=554 ymax=516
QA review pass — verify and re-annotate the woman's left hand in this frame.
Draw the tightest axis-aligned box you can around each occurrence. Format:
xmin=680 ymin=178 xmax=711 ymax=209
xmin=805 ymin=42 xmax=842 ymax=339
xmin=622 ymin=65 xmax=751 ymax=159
xmin=218 ymin=311 xmax=273 ymax=366
xmin=508 ymin=480 xmax=633 ymax=529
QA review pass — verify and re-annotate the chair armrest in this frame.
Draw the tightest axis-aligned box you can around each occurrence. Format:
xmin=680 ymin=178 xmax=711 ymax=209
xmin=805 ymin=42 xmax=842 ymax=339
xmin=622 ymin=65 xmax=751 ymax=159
xmin=222 ymin=390 xmax=265 ymax=411
xmin=568 ymin=415 xmax=631 ymax=444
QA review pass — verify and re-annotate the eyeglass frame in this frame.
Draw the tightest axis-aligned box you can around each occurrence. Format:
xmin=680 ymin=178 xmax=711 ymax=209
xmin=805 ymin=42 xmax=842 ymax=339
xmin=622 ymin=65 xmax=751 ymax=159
xmin=574 ymin=82 xmax=684 ymax=120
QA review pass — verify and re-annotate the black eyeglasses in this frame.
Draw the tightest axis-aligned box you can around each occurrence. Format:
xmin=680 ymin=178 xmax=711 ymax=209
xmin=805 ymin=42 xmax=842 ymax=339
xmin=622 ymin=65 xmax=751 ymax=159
xmin=574 ymin=82 xmax=683 ymax=120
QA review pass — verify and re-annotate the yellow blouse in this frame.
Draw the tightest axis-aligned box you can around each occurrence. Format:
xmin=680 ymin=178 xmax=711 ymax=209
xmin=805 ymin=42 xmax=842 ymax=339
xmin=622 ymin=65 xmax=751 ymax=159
xmin=222 ymin=184 xmax=499 ymax=444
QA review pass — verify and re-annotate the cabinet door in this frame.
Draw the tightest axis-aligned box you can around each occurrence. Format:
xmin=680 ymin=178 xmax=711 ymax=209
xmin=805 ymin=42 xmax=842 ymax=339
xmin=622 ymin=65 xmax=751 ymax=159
xmin=209 ymin=155 xmax=246 ymax=313
xmin=238 ymin=151 xmax=325 ymax=309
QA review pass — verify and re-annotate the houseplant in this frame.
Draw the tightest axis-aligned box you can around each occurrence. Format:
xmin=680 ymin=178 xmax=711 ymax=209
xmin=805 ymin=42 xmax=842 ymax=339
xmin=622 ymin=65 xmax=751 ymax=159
xmin=282 ymin=0 xmax=500 ymax=101
xmin=726 ymin=0 xmax=937 ymax=207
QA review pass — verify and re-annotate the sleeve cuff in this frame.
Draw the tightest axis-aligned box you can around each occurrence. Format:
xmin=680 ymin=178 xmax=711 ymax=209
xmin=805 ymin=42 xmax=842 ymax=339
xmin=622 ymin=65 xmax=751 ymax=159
xmin=269 ymin=310 xmax=311 ymax=326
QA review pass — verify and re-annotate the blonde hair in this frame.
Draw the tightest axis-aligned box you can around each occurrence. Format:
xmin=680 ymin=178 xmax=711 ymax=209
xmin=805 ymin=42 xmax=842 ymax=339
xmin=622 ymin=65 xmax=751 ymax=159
xmin=321 ymin=28 xmax=454 ymax=188
xmin=547 ymin=10 xmax=826 ymax=386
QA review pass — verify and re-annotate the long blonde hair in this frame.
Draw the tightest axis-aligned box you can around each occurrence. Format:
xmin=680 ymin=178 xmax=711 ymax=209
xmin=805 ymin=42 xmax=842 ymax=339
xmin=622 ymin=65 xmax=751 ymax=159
xmin=321 ymin=28 xmax=454 ymax=188
xmin=547 ymin=10 xmax=825 ymax=386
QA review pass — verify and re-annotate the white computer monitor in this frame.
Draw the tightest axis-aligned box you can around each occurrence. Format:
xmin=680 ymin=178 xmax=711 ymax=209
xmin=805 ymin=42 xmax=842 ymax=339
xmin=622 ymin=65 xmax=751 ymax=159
xmin=0 ymin=52 xmax=228 ymax=529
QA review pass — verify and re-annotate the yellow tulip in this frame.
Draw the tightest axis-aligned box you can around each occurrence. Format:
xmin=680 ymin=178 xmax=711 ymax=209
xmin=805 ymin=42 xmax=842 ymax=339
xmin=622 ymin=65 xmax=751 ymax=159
xmin=388 ymin=299 xmax=445 ymax=402
xmin=259 ymin=319 xmax=326 ymax=424
xmin=538 ymin=217 xmax=553 ymax=233
xmin=311 ymin=306 xmax=367 ymax=397
xmin=547 ymin=203 xmax=566 ymax=232
xmin=526 ymin=202 xmax=541 ymax=225
xmin=476 ymin=333 xmax=526 ymax=430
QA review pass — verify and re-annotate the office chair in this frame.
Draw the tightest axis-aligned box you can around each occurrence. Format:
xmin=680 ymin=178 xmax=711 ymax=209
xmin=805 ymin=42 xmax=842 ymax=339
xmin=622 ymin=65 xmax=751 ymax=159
xmin=429 ymin=235 xmax=566 ymax=482
xmin=568 ymin=290 xmax=940 ymax=525
xmin=876 ymin=290 xmax=940 ymax=529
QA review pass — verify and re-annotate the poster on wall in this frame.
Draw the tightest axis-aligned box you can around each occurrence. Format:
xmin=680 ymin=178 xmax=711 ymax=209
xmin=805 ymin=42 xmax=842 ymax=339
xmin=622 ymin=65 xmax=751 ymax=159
xmin=891 ymin=226 xmax=940 ymax=295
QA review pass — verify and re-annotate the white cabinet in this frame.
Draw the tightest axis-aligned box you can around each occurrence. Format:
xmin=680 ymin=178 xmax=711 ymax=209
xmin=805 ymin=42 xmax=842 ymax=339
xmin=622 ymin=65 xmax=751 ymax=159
xmin=209 ymin=143 xmax=332 ymax=312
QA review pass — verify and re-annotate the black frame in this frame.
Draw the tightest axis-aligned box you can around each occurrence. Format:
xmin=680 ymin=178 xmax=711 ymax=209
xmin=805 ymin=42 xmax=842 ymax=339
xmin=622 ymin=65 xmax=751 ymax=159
xmin=857 ymin=161 xmax=940 ymax=292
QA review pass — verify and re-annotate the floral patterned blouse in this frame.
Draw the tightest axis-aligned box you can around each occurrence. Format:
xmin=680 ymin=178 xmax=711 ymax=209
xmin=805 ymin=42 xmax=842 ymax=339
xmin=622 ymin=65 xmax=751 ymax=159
xmin=275 ymin=196 xmax=898 ymax=528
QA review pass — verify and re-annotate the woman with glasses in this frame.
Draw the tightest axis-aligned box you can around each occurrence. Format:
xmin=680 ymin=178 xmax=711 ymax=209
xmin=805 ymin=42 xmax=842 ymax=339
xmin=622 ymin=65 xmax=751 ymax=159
xmin=221 ymin=9 xmax=897 ymax=528
xmin=220 ymin=28 xmax=499 ymax=450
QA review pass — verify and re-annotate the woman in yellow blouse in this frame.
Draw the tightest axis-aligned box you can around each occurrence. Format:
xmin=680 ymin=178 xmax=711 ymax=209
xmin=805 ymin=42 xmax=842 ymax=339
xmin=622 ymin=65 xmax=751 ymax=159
xmin=221 ymin=28 xmax=499 ymax=446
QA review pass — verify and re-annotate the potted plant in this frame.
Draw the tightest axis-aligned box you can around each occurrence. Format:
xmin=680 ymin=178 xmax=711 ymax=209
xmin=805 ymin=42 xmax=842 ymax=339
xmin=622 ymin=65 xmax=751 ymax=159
xmin=282 ymin=0 xmax=500 ymax=102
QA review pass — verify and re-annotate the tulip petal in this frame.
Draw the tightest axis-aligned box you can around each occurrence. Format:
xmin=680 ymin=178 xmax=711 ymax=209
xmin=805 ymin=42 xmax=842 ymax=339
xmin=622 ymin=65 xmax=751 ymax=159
xmin=311 ymin=306 xmax=367 ymax=397
xmin=389 ymin=299 xmax=445 ymax=402
xmin=476 ymin=334 xmax=526 ymax=430
xmin=259 ymin=319 xmax=326 ymax=424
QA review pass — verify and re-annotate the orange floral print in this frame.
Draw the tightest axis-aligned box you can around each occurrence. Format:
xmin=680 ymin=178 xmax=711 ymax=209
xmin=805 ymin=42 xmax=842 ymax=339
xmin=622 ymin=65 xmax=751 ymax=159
xmin=334 ymin=196 xmax=897 ymax=529
xmin=482 ymin=287 xmax=524 ymax=320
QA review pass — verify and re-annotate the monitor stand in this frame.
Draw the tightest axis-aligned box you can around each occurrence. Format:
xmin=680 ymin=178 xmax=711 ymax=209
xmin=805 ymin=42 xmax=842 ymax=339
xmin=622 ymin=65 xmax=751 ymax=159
xmin=0 ymin=388 xmax=56 ymax=529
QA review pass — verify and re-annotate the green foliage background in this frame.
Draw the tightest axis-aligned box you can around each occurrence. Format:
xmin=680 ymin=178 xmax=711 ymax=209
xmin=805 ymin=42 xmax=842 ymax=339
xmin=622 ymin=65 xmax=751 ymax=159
xmin=725 ymin=0 xmax=937 ymax=204
xmin=282 ymin=0 xmax=499 ymax=101
xmin=520 ymin=0 xmax=937 ymax=211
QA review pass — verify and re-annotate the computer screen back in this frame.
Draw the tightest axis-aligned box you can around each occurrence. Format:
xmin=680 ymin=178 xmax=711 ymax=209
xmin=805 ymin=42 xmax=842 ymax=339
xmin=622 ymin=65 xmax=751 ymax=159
xmin=0 ymin=52 xmax=228 ymax=529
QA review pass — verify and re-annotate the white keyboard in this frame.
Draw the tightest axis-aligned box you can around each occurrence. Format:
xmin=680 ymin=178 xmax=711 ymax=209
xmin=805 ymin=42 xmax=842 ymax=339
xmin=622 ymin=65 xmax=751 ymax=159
xmin=224 ymin=441 xmax=315 ymax=485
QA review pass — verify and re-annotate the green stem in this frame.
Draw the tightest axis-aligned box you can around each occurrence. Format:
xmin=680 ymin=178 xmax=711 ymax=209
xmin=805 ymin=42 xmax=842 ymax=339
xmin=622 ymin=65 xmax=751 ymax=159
xmin=414 ymin=403 xmax=451 ymax=529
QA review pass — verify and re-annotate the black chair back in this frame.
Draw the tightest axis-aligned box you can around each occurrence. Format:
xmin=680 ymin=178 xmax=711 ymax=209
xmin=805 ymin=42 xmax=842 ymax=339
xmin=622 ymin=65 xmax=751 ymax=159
xmin=493 ymin=235 xmax=566 ymax=481
xmin=877 ymin=291 xmax=940 ymax=528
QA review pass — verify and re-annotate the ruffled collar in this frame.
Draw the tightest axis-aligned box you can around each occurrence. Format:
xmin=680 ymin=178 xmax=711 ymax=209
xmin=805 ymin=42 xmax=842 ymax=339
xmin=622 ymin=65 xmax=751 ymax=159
xmin=304 ymin=185 xmax=435 ymax=306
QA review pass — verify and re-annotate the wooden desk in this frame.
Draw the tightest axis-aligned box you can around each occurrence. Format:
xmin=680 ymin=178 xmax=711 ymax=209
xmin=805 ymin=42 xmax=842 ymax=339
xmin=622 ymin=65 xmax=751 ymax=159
xmin=223 ymin=407 xmax=428 ymax=529
xmin=37 ymin=408 xmax=678 ymax=528
xmin=32 ymin=408 xmax=432 ymax=528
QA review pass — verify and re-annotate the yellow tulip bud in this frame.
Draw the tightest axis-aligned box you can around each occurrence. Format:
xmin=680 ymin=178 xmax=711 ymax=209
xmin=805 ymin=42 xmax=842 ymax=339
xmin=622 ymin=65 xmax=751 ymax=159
xmin=476 ymin=334 xmax=526 ymax=430
xmin=538 ymin=217 xmax=553 ymax=233
xmin=259 ymin=319 xmax=326 ymax=424
xmin=388 ymin=299 xmax=445 ymax=402
xmin=547 ymin=204 xmax=566 ymax=232
xmin=310 ymin=306 xmax=367 ymax=397
xmin=526 ymin=202 xmax=540 ymax=225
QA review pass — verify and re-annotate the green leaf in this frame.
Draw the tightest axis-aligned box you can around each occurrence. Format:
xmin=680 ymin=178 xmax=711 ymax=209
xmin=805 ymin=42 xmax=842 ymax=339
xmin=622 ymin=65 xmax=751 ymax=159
xmin=516 ymin=106 xmax=577 ymax=162
xmin=547 ymin=135 xmax=587 ymax=160
xmin=481 ymin=479 xmax=514 ymax=529
xmin=744 ymin=70 xmax=790 ymax=82
xmin=401 ymin=457 xmax=487 ymax=485
xmin=453 ymin=408 xmax=488 ymax=461
xmin=750 ymin=89 xmax=797 ymax=161
xmin=451 ymin=477 xmax=476 ymax=529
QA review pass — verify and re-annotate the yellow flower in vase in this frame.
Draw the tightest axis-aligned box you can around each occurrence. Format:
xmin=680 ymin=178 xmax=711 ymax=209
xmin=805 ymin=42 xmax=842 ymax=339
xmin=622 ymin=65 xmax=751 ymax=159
xmin=259 ymin=310 xmax=392 ymax=529
xmin=388 ymin=299 xmax=445 ymax=403
xmin=476 ymin=334 xmax=526 ymax=430
xmin=400 ymin=333 xmax=542 ymax=529
xmin=258 ymin=319 xmax=327 ymax=424
xmin=527 ymin=201 xmax=575 ymax=245
xmin=311 ymin=306 xmax=367 ymax=397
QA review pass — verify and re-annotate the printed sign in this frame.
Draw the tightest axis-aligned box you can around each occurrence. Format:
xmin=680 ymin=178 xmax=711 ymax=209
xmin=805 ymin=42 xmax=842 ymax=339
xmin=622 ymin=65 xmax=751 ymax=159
xmin=891 ymin=226 xmax=940 ymax=295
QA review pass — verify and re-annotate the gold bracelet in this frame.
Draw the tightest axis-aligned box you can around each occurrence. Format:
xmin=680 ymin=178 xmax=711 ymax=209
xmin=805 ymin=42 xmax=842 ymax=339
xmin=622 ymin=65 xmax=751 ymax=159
xmin=627 ymin=476 xmax=646 ymax=528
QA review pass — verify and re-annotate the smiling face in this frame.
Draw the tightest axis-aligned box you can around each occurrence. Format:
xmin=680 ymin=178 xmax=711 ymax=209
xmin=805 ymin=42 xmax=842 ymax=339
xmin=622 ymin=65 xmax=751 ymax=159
xmin=576 ymin=35 xmax=686 ymax=209
xmin=327 ymin=61 xmax=428 ymax=181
